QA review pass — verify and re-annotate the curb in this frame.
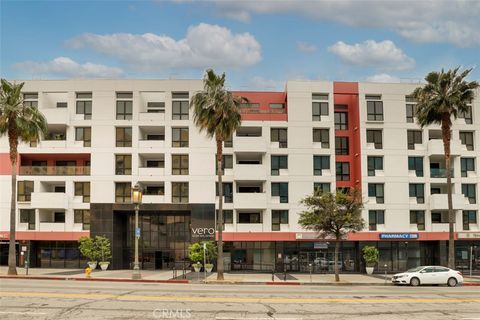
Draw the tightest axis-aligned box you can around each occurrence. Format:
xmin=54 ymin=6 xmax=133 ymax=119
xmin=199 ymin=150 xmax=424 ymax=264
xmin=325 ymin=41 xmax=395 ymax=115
xmin=0 ymin=275 xmax=189 ymax=284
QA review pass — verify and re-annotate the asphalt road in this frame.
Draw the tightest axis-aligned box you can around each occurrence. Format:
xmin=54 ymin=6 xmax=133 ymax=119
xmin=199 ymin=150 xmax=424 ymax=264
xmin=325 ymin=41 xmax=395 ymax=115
xmin=1 ymin=279 xmax=479 ymax=320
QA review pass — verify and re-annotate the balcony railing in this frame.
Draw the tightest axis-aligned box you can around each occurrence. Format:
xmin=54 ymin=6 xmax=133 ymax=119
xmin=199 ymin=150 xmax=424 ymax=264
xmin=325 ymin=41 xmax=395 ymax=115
xmin=239 ymin=107 xmax=286 ymax=114
xmin=430 ymin=168 xmax=454 ymax=178
xmin=19 ymin=166 xmax=90 ymax=176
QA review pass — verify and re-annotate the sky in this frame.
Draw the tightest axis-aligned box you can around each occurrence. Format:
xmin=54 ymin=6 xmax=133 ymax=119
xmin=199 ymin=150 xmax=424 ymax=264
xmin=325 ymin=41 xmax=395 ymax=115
xmin=1 ymin=0 xmax=479 ymax=90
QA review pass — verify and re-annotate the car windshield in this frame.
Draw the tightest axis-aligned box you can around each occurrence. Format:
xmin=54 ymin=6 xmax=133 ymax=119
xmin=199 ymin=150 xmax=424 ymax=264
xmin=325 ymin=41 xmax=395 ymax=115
xmin=406 ymin=266 xmax=424 ymax=273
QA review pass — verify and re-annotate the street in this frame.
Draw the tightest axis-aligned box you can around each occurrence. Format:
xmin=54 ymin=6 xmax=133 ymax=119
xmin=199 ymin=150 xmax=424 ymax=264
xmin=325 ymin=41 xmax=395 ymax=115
xmin=1 ymin=279 xmax=479 ymax=320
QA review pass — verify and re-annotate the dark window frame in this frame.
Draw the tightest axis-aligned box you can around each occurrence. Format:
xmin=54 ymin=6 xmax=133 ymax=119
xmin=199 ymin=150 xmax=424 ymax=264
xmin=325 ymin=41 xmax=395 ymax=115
xmin=367 ymin=100 xmax=384 ymax=121
xmin=336 ymin=162 xmax=350 ymax=181
xmin=116 ymin=127 xmax=132 ymax=147
xmin=271 ymin=155 xmax=288 ymax=176
xmin=410 ymin=210 xmax=425 ymax=230
xmin=172 ymin=154 xmax=189 ymax=175
xmin=115 ymin=154 xmax=132 ymax=175
xmin=409 ymin=183 xmax=425 ymax=204
xmin=461 ymin=158 xmax=475 ymax=177
xmin=74 ymin=209 xmax=90 ymax=230
xmin=172 ymin=182 xmax=189 ymax=203
xmin=407 ymin=130 xmax=423 ymax=150
xmin=272 ymin=210 xmax=289 ymax=231
xmin=271 ymin=128 xmax=288 ymax=148
xmin=334 ymin=112 xmax=348 ymax=130
xmin=335 ymin=136 xmax=349 ymax=155
xmin=462 ymin=184 xmax=477 ymax=204
xmin=116 ymin=100 xmax=133 ymax=120
xmin=313 ymin=128 xmax=329 ymax=148
xmin=408 ymin=156 xmax=424 ymax=177
xmin=172 ymin=127 xmax=189 ymax=147
xmin=271 ymin=182 xmax=289 ymax=203
xmin=314 ymin=155 xmax=330 ymax=176
xmin=367 ymin=156 xmax=383 ymax=176
xmin=172 ymin=100 xmax=189 ymax=120
xmin=20 ymin=209 xmax=35 ymax=230
xmin=367 ymin=129 xmax=383 ymax=149
xmin=17 ymin=181 xmax=34 ymax=201
xmin=369 ymin=210 xmax=385 ymax=231
xmin=460 ymin=131 xmax=474 ymax=151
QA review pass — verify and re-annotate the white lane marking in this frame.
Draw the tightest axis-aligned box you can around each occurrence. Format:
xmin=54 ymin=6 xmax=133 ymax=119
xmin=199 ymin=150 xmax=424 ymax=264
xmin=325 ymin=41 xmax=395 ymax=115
xmin=0 ymin=311 xmax=47 ymax=315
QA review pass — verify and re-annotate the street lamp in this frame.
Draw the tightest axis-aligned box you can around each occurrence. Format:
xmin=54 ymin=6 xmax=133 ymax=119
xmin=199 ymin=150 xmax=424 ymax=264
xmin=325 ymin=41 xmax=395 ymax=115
xmin=132 ymin=183 xmax=143 ymax=280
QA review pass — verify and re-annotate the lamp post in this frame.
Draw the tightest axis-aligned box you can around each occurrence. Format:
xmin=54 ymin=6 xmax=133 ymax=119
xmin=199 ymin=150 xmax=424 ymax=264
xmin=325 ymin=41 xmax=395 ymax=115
xmin=132 ymin=183 xmax=143 ymax=280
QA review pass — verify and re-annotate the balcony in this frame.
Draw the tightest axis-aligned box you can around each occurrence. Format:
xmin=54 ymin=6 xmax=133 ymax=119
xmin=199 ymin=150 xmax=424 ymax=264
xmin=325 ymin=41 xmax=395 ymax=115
xmin=235 ymin=223 xmax=264 ymax=232
xmin=142 ymin=195 xmax=165 ymax=204
xmin=234 ymin=164 xmax=267 ymax=180
xmin=428 ymin=194 xmax=465 ymax=211
xmin=233 ymin=137 xmax=266 ymax=153
xmin=138 ymin=140 xmax=165 ymax=148
xmin=430 ymin=168 xmax=454 ymax=178
xmin=38 ymin=222 xmax=66 ymax=232
xmin=139 ymin=112 xmax=165 ymax=121
xmin=138 ymin=167 xmax=165 ymax=176
xmin=19 ymin=166 xmax=90 ymax=176
xmin=41 ymin=108 xmax=69 ymax=124
xmin=31 ymin=192 xmax=68 ymax=209
xmin=233 ymin=192 xmax=267 ymax=209
xmin=427 ymin=139 xmax=464 ymax=156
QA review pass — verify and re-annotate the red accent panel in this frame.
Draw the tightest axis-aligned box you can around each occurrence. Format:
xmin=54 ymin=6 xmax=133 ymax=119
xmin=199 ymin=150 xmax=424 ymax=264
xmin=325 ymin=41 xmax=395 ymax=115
xmin=0 ymin=153 xmax=20 ymax=175
xmin=233 ymin=91 xmax=288 ymax=121
xmin=333 ymin=82 xmax=361 ymax=190
xmin=20 ymin=153 xmax=90 ymax=167
xmin=0 ymin=231 xmax=89 ymax=241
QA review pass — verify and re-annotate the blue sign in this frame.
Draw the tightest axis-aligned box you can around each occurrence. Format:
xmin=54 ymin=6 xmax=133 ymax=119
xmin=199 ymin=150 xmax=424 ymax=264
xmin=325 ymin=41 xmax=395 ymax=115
xmin=135 ymin=227 xmax=141 ymax=238
xmin=379 ymin=233 xmax=419 ymax=240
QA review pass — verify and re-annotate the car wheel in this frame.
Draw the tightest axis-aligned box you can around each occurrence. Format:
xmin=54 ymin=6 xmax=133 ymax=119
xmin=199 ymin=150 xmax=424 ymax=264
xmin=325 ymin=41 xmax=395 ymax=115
xmin=447 ymin=277 xmax=457 ymax=287
xmin=410 ymin=277 xmax=420 ymax=286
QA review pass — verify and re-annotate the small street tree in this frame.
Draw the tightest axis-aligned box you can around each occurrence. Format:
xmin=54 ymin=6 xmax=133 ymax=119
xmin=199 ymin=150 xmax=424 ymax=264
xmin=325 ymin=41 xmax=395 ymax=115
xmin=299 ymin=189 xmax=364 ymax=282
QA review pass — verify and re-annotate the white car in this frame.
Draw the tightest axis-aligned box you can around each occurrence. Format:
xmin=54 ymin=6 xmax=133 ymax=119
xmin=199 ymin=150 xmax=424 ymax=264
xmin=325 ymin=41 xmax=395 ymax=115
xmin=392 ymin=266 xmax=463 ymax=287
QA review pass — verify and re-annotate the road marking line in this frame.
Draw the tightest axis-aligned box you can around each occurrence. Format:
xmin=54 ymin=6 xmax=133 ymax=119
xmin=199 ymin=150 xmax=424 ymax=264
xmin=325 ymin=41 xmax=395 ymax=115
xmin=0 ymin=311 xmax=47 ymax=315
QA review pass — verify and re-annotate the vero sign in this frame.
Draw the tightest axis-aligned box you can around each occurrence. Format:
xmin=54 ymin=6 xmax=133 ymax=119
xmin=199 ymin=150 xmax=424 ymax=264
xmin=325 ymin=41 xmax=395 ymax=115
xmin=191 ymin=227 xmax=215 ymax=239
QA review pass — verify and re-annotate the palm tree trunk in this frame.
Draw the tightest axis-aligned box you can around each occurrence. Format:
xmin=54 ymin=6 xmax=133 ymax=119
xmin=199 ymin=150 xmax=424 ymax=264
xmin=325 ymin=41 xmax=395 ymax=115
xmin=8 ymin=139 xmax=18 ymax=275
xmin=334 ymin=240 xmax=340 ymax=282
xmin=441 ymin=116 xmax=455 ymax=269
xmin=216 ymin=138 xmax=224 ymax=280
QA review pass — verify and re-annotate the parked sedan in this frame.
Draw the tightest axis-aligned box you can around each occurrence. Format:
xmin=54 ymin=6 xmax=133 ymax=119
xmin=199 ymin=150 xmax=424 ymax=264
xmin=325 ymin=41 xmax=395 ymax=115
xmin=392 ymin=266 xmax=463 ymax=287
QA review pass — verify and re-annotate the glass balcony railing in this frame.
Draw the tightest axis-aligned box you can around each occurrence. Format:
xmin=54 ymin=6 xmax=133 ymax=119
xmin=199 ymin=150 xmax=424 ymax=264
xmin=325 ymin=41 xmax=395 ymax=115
xmin=430 ymin=168 xmax=454 ymax=178
xmin=19 ymin=166 xmax=90 ymax=176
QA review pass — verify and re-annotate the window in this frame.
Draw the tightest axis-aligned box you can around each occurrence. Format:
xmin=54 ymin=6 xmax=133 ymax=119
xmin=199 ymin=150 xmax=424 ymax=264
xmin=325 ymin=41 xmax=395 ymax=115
xmin=172 ymin=92 xmax=189 ymax=120
xmin=238 ymin=212 xmax=261 ymax=223
xmin=116 ymin=101 xmax=133 ymax=120
xmin=335 ymin=136 xmax=349 ymax=155
xmin=367 ymin=156 xmax=383 ymax=176
xmin=410 ymin=211 xmax=425 ymax=231
xmin=334 ymin=112 xmax=348 ymax=130
xmin=224 ymin=136 xmax=233 ymax=148
xmin=366 ymin=95 xmax=383 ymax=121
xmin=115 ymin=155 xmax=132 ymax=175
xmin=461 ymin=158 xmax=475 ymax=177
xmin=272 ymin=182 xmax=288 ymax=203
xmin=369 ymin=210 xmax=384 ymax=231
xmin=407 ymin=130 xmax=422 ymax=150
xmin=172 ymin=127 xmax=189 ymax=147
xmin=270 ymin=103 xmax=285 ymax=109
xmin=76 ymin=95 xmax=92 ymax=120
xmin=271 ymin=155 xmax=288 ymax=176
xmin=313 ymin=129 xmax=329 ymax=148
xmin=271 ymin=128 xmax=288 ymax=148
xmin=368 ymin=184 xmax=384 ymax=204
xmin=460 ymin=131 xmax=474 ymax=151
xmin=215 ymin=154 xmax=233 ymax=174
xmin=74 ymin=210 xmax=90 ymax=230
xmin=20 ymin=209 xmax=35 ymax=230
xmin=216 ymin=182 xmax=233 ymax=203
xmin=463 ymin=211 xmax=477 ymax=230
xmin=216 ymin=210 xmax=234 ymax=229
xmin=146 ymin=160 xmax=164 ymax=168
xmin=23 ymin=92 xmax=38 ymax=106
xmin=172 ymin=154 xmax=189 ymax=175
xmin=458 ymin=105 xmax=473 ymax=124
xmin=145 ymin=185 xmax=165 ymax=195
xmin=408 ymin=157 xmax=424 ymax=177
xmin=76 ymin=92 xmax=91 ymax=99
xmin=116 ymin=127 xmax=132 ymax=147
xmin=336 ymin=162 xmax=350 ymax=181
xmin=172 ymin=91 xmax=189 ymax=99
xmin=462 ymin=184 xmax=476 ymax=204
xmin=272 ymin=210 xmax=288 ymax=231
xmin=17 ymin=181 xmax=33 ymax=201
xmin=314 ymin=155 xmax=330 ymax=175
xmin=147 ymin=102 xmax=165 ymax=113
xmin=405 ymin=96 xmax=417 ymax=123
xmin=54 ymin=212 xmax=65 ymax=223
xmin=432 ymin=211 xmax=448 ymax=223
xmin=75 ymin=127 xmax=91 ymax=147
xmin=74 ymin=182 xmax=90 ymax=203
xmin=409 ymin=184 xmax=425 ymax=204
xmin=115 ymin=182 xmax=131 ymax=203
xmin=172 ymin=182 xmax=188 ymax=203
xmin=366 ymin=129 xmax=382 ymax=149
xmin=314 ymin=183 xmax=330 ymax=193
xmin=56 ymin=102 xmax=67 ymax=108
xmin=312 ymin=93 xmax=329 ymax=121
xmin=241 ymin=103 xmax=260 ymax=108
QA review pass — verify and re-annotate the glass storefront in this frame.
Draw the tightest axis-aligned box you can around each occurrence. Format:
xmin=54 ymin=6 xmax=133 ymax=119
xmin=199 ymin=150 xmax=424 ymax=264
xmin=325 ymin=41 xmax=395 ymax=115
xmin=36 ymin=241 xmax=86 ymax=268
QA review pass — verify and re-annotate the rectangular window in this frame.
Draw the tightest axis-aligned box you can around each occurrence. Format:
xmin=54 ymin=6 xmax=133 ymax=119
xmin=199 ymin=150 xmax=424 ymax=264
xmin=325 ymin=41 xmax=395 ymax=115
xmin=314 ymin=183 xmax=330 ymax=193
xmin=215 ymin=154 xmax=233 ymax=174
xmin=271 ymin=128 xmax=288 ymax=148
xmin=462 ymin=184 xmax=476 ymax=204
xmin=54 ymin=212 xmax=65 ymax=223
xmin=270 ymin=103 xmax=285 ymax=109
xmin=313 ymin=128 xmax=329 ymax=148
xmin=172 ymin=154 xmax=189 ymax=175
xmin=56 ymin=102 xmax=67 ymax=108
xmin=335 ymin=136 xmax=349 ymax=155
xmin=172 ymin=127 xmax=189 ymax=147
xmin=463 ymin=210 xmax=477 ymax=230
xmin=334 ymin=112 xmax=348 ymax=130
xmin=116 ymin=127 xmax=132 ymax=147
xmin=458 ymin=105 xmax=473 ymax=124
xmin=271 ymin=155 xmax=288 ymax=176
xmin=116 ymin=100 xmax=133 ymax=120
xmin=76 ymin=92 xmax=92 ymax=99
xmin=216 ymin=210 xmax=234 ymax=230
xmin=216 ymin=182 xmax=233 ymax=203
xmin=74 ymin=209 xmax=90 ymax=230
xmin=172 ymin=101 xmax=189 ymax=120
xmin=313 ymin=155 xmax=330 ymax=175
xmin=224 ymin=136 xmax=233 ymax=148
xmin=410 ymin=210 xmax=425 ymax=230
xmin=238 ymin=212 xmax=261 ymax=224
xmin=115 ymin=154 xmax=132 ymax=175
xmin=312 ymin=102 xmax=329 ymax=121
xmin=367 ymin=156 xmax=383 ymax=176
xmin=432 ymin=211 xmax=448 ymax=223
xmin=272 ymin=182 xmax=288 ymax=203
xmin=172 ymin=91 xmax=189 ymax=99
xmin=17 ymin=181 xmax=34 ymax=201
xmin=74 ymin=182 xmax=90 ymax=203
xmin=145 ymin=185 xmax=165 ymax=195
xmin=409 ymin=183 xmax=425 ymax=204
xmin=147 ymin=102 xmax=165 ymax=113
xmin=20 ymin=209 xmax=35 ymax=230
xmin=368 ymin=183 xmax=384 ymax=204
xmin=336 ymin=162 xmax=350 ymax=181
xmin=172 ymin=182 xmax=188 ymax=203
xmin=406 ymin=96 xmax=417 ymax=123
xmin=460 ymin=131 xmax=474 ymax=151
xmin=272 ymin=210 xmax=289 ymax=231
xmin=75 ymin=127 xmax=91 ymax=147
xmin=366 ymin=97 xmax=384 ymax=121
xmin=146 ymin=160 xmax=165 ymax=168
xmin=76 ymin=101 xmax=92 ymax=120
xmin=408 ymin=156 xmax=424 ymax=177
xmin=23 ymin=92 xmax=38 ymax=100
xmin=461 ymin=158 xmax=475 ymax=177
xmin=115 ymin=182 xmax=131 ymax=203
xmin=407 ymin=130 xmax=422 ymax=150
xmin=369 ymin=210 xmax=385 ymax=231
xmin=366 ymin=129 xmax=382 ymax=149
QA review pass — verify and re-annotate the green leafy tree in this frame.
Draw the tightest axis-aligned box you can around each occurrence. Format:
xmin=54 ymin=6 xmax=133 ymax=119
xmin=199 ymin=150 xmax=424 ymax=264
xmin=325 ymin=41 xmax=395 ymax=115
xmin=190 ymin=69 xmax=245 ymax=280
xmin=95 ymin=235 xmax=112 ymax=263
xmin=362 ymin=246 xmax=379 ymax=267
xmin=412 ymin=67 xmax=478 ymax=269
xmin=188 ymin=241 xmax=217 ymax=265
xmin=0 ymin=79 xmax=48 ymax=275
xmin=78 ymin=236 xmax=97 ymax=262
xmin=299 ymin=189 xmax=364 ymax=282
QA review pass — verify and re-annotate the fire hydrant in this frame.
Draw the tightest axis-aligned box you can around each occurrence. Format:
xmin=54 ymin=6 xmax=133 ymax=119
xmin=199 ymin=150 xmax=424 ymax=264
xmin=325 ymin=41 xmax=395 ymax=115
xmin=85 ymin=267 xmax=92 ymax=278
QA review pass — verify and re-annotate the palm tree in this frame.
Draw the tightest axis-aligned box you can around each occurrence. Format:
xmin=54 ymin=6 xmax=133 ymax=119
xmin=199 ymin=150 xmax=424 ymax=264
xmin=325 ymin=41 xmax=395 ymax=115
xmin=0 ymin=79 xmax=48 ymax=275
xmin=412 ymin=68 xmax=478 ymax=269
xmin=191 ymin=69 xmax=245 ymax=280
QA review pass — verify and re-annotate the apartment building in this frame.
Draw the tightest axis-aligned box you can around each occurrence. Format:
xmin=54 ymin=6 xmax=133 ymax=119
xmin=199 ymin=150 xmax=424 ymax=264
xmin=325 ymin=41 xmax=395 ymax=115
xmin=0 ymin=79 xmax=478 ymax=273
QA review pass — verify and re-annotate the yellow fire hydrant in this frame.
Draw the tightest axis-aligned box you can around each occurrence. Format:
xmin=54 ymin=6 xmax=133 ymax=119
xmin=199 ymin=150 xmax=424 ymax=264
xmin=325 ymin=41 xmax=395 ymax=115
xmin=85 ymin=266 xmax=92 ymax=278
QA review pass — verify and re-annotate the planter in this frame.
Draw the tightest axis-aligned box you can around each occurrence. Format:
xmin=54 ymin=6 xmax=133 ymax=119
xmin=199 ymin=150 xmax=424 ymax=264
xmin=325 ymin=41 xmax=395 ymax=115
xmin=205 ymin=264 xmax=213 ymax=273
xmin=193 ymin=265 xmax=202 ymax=272
xmin=366 ymin=266 xmax=374 ymax=275
xmin=99 ymin=262 xmax=110 ymax=271
xmin=88 ymin=261 xmax=97 ymax=270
